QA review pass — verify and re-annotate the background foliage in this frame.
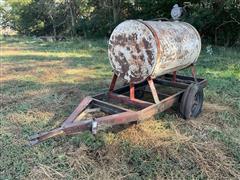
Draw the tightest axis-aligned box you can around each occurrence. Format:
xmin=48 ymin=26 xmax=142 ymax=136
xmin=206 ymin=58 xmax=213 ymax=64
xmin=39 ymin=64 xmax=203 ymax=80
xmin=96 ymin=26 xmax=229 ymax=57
xmin=1 ymin=0 xmax=240 ymax=46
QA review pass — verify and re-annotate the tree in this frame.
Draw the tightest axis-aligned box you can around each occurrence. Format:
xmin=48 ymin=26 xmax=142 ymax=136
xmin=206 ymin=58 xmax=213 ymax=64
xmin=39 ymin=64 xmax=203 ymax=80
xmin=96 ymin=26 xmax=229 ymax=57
xmin=1 ymin=0 xmax=239 ymax=46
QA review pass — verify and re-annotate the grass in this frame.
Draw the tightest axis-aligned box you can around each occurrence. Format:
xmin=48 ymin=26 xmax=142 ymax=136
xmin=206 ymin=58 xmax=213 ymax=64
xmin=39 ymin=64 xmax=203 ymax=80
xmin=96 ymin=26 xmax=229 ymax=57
xmin=1 ymin=36 xmax=240 ymax=179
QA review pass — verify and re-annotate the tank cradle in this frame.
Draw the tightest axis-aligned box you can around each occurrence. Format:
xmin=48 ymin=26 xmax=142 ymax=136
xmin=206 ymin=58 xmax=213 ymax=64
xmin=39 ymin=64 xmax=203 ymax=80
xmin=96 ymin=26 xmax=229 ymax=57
xmin=29 ymin=65 xmax=207 ymax=145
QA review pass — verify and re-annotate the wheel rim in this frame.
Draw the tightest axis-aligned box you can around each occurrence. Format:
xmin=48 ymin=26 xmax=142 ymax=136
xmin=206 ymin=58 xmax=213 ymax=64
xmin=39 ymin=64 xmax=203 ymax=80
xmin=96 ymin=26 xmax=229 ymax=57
xmin=191 ymin=91 xmax=202 ymax=116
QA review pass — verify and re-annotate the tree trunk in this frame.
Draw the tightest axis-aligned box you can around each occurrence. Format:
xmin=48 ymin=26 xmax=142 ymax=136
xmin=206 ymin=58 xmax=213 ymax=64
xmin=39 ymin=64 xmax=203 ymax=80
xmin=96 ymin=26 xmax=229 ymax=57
xmin=53 ymin=24 xmax=57 ymax=40
xmin=69 ymin=0 xmax=76 ymax=38
xmin=224 ymin=30 xmax=230 ymax=47
xmin=49 ymin=13 xmax=57 ymax=40
xmin=215 ymin=29 xmax=218 ymax=45
xmin=112 ymin=0 xmax=121 ymax=25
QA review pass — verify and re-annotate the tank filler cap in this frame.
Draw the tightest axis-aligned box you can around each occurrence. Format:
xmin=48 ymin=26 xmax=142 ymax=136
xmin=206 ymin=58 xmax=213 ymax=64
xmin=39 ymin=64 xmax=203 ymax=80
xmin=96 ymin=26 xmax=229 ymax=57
xmin=171 ymin=4 xmax=183 ymax=20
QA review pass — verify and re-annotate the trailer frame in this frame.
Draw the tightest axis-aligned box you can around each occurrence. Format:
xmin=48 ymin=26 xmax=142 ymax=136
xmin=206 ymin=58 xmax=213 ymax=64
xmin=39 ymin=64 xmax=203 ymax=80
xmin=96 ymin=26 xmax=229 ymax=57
xmin=29 ymin=65 xmax=207 ymax=145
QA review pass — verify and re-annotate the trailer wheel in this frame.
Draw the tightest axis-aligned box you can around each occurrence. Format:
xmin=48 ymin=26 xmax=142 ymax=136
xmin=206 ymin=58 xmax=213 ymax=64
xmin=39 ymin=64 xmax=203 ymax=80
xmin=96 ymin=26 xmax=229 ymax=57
xmin=180 ymin=83 xmax=204 ymax=120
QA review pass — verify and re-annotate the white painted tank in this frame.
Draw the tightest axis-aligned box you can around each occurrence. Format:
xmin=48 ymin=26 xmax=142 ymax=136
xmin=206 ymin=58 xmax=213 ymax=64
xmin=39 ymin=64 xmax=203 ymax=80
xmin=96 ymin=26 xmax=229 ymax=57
xmin=108 ymin=20 xmax=201 ymax=83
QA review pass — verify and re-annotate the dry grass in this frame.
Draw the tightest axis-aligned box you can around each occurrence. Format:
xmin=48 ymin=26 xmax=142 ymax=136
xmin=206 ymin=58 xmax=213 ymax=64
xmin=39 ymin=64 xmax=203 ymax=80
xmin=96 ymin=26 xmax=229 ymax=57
xmin=117 ymin=120 xmax=190 ymax=148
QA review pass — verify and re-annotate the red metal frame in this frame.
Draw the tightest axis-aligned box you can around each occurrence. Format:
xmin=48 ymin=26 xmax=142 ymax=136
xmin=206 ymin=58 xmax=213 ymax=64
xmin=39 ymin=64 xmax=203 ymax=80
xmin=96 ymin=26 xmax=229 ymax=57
xmin=109 ymin=92 xmax=153 ymax=108
xmin=130 ymin=83 xmax=135 ymax=100
xmin=109 ymin=73 xmax=118 ymax=91
xmin=191 ymin=64 xmax=197 ymax=82
xmin=29 ymin=70 xmax=207 ymax=145
xmin=172 ymin=71 xmax=177 ymax=82
xmin=62 ymin=96 xmax=92 ymax=126
xmin=147 ymin=77 xmax=160 ymax=104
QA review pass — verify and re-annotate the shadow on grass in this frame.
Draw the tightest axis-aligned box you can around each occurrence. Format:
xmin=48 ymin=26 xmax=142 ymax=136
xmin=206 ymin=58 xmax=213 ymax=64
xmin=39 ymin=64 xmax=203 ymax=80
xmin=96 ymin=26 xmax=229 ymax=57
xmin=1 ymin=36 xmax=108 ymax=52
xmin=1 ymin=77 xmax=111 ymax=129
xmin=2 ymin=54 xmax=110 ymax=71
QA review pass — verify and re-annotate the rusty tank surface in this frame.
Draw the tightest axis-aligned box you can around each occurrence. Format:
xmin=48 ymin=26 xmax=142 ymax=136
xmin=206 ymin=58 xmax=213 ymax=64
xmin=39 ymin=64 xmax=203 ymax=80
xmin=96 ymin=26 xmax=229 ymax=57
xmin=108 ymin=20 xmax=201 ymax=83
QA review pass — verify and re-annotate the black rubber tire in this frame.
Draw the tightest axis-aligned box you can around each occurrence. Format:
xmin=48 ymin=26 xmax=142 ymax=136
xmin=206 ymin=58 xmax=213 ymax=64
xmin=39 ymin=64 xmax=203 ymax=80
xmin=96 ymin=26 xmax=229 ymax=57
xmin=180 ymin=83 xmax=204 ymax=120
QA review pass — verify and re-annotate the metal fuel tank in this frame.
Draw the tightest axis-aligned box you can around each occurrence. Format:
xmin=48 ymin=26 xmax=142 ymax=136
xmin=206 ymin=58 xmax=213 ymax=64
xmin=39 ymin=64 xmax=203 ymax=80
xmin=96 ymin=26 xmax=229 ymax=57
xmin=108 ymin=20 xmax=201 ymax=83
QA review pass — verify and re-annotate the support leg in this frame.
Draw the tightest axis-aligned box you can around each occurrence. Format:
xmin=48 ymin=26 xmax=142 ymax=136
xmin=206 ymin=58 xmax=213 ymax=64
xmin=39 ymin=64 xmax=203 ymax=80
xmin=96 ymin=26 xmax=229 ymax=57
xmin=109 ymin=73 xmax=118 ymax=91
xmin=191 ymin=65 xmax=197 ymax=82
xmin=147 ymin=77 xmax=160 ymax=104
xmin=130 ymin=83 xmax=135 ymax=100
xmin=172 ymin=71 xmax=177 ymax=82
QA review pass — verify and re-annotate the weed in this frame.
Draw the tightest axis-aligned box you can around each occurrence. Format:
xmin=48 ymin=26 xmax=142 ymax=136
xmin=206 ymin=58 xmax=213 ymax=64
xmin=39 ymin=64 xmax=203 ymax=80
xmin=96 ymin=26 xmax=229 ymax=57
xmin=123 ymin=143 xmax=161 ymax=178
xmin=209 ymin=130 xmax=240 ymax=163
xmin=70 ymin=132 xmax=105 ymax=150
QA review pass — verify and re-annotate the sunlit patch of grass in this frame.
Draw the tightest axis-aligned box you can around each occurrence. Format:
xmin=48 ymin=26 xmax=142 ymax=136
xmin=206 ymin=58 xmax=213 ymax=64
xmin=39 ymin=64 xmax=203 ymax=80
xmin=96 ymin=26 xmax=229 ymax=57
xmin=116 ymin=120 xmax=190 ymax=148
xmin=1 ymin=49 xmax=92 ymax=59
xmin=61 ymin=68 xmax=101 ymax=82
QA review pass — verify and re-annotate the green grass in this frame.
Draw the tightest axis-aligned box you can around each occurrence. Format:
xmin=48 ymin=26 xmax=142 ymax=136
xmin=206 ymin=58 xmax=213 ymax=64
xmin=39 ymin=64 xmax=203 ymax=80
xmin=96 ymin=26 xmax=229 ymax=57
xmin=1 ymin=36 xmax=240 ymax=179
